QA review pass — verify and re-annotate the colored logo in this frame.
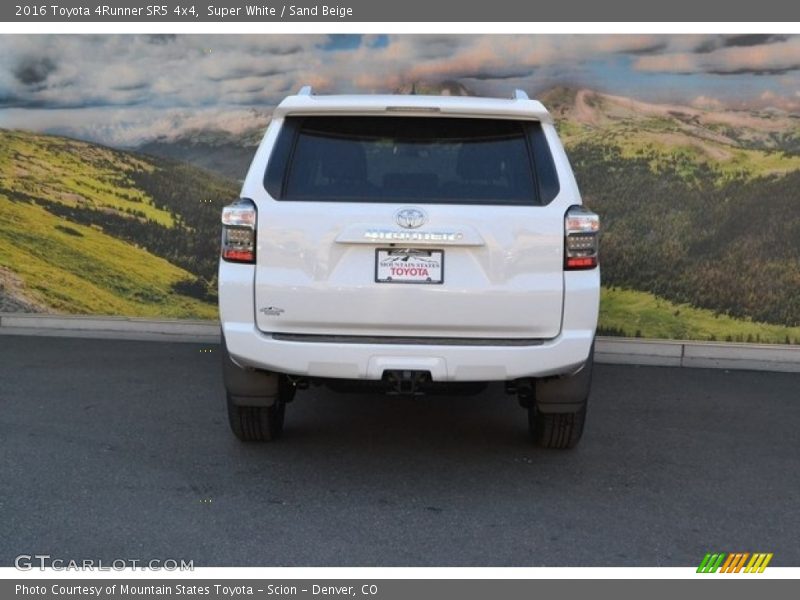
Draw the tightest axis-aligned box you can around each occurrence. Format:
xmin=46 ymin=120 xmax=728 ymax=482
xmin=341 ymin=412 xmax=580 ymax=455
xmin=697 ymin=552 xmax=773 ymax=573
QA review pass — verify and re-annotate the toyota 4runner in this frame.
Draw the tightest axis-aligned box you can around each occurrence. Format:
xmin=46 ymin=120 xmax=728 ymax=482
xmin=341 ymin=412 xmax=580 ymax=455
xmin=219 ymin=87 xmax=600 ymax=448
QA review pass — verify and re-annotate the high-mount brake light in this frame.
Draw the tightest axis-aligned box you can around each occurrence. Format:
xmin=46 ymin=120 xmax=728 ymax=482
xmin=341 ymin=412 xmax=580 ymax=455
xmin=221 ymin=200 xmax=257 ymax=264
xmin=564 ymin=206 xmax=600 ymax=270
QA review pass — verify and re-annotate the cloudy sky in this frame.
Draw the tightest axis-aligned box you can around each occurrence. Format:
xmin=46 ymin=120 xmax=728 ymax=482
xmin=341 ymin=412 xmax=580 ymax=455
xmin=0 ymin=34 xmax=798 ymax=146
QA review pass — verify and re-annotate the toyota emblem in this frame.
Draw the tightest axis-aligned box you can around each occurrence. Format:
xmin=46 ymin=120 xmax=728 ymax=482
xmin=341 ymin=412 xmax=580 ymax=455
xmin=395 ymin=208 xmax=427 ymax=229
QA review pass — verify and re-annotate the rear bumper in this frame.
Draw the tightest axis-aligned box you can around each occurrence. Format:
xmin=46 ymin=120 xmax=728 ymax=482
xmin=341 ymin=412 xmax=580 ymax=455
xmin=223 ymin=324 xmax=595 ymax=382
xmin=219 ymin=263 xmax=599 ymax=382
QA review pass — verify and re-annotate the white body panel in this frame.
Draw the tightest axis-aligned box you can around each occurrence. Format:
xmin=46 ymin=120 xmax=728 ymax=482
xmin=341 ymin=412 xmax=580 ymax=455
xmin=219 ymin=91 xmax=599 ymax=381
xmin=251 ymin=200 xmax=565 ymax=339
xmin=221 ymin=267 xmax=598 ymax=381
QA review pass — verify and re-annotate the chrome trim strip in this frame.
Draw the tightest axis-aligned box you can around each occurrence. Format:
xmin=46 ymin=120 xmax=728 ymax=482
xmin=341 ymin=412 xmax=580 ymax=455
xmin=270 ymin=333 xmax=546 ymax=347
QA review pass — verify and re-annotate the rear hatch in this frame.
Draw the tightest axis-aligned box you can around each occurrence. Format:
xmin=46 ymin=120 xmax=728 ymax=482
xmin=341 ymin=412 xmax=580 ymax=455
xmin=253 ymin=115 xmax=564 ymax=340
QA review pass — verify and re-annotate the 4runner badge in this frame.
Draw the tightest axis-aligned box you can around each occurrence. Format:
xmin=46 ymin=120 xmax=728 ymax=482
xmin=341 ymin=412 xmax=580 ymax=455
xmin=395 ymin=208 xmax=427 ymax=229
xmin=260 ymin=306 xmax=285 ymax=316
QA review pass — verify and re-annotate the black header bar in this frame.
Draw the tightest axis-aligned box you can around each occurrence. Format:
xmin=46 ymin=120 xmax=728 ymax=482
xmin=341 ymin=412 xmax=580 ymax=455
xmin=2 ymin=0 xmax=796 ymax=22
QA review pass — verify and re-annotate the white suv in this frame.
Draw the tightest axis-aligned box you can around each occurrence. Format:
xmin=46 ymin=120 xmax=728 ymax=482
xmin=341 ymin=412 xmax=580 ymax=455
xmin=219 ymin=87 xmax=600 ymax=448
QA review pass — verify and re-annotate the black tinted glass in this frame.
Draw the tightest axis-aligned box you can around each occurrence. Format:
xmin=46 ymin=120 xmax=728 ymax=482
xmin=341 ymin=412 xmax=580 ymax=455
xmin=273 ymin=116 xmax=546 ymax=205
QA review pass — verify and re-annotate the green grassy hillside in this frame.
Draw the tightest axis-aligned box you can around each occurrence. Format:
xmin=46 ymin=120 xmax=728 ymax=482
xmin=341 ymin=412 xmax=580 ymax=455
xmin=541 ymin=90 xmax=799 ymax=340
xmin=600 ymin=287 xmax=800 ymax=344
xmin=1 ymin=131 xmax=173 ymax=225
xmin=569 ymin=143 xmax=800 ymax=329
xmin=0 ymin=129 xmax=237 ymax=318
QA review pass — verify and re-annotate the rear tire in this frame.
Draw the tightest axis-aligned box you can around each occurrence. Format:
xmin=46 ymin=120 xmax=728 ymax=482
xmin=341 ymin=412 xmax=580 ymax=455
xmin=528 ymin=405 xmax=587 ymax=449
xmin=526 ymin=342 xmax=593 ymax=449
xmin=226 ymin=379 xmax=293 ymax=442
xmin=222 ymin=335 xmax=294 ymax=442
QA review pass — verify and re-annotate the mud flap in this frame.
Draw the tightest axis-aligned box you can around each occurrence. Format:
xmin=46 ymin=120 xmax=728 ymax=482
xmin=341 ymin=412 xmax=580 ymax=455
xmin=535 ymin=343 xmax=594 ymax=414
xmin=222 ymin=335 xmax=280 ymax=407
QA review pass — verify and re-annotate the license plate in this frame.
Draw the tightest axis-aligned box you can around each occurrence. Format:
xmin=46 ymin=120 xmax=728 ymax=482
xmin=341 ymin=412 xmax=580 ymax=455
xmin=375 ymin=248 xmax=444 ymax=284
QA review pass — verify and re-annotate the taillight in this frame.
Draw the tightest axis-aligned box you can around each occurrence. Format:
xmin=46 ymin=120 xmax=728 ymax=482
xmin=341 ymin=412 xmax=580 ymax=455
xmin=564 ymin=206 xmax=599 ymax=270
xmin=221 ymin=199 xmax=257 ymax=264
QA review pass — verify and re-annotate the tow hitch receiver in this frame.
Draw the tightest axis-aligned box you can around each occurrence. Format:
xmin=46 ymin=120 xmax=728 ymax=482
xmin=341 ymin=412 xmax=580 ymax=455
xmin=383 ymin=370 xmax=432 ymax=396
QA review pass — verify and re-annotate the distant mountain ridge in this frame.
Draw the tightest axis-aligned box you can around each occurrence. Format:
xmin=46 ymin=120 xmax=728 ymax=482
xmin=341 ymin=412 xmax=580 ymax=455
xmin=136 ymin=81 xmax=475 ymax=179
xmin=137 ymin=85 xmax=800 ymax=180
xmin=541 ymin=87 xmax=800 ymax=178
xmin=139 ymin=136 xmax=259 ymax=182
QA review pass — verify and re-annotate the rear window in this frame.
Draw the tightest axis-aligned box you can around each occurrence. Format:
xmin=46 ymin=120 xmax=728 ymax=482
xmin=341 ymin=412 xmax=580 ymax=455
xmin=264 ymin=116 xmax=560 ymax=205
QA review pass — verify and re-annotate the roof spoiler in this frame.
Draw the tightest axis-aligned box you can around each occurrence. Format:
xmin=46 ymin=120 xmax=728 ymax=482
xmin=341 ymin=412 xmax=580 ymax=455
xmin=296 ymin=85 xmax=532 ymax=101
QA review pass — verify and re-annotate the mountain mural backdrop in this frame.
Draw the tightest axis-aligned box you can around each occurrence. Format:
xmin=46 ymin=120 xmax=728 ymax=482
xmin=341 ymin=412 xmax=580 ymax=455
xmin=1 ymin=34 xmax=799 ymax=343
